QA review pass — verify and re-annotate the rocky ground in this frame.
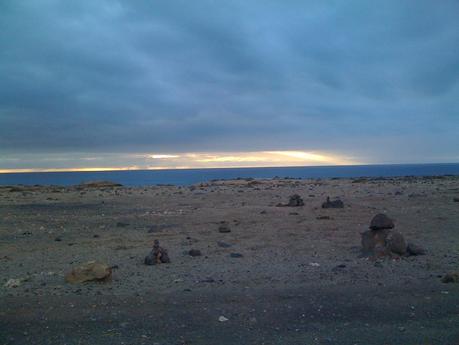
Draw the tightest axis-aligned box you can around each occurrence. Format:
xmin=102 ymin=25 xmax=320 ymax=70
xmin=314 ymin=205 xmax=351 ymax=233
xmin=1 ymin=176 xmax=459 ymax=345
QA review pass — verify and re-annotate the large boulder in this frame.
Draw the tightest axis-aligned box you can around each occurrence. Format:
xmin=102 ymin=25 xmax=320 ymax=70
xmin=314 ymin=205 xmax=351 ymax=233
xmin=361 ymin=228 xmax=408 ymax=256
xmin=361 ymin=229 xmax=391 ymax=253
xmin=65 ymin=261 xmax=112 ymax=284
xmin=369 ymin=214 xmax=394 ymax=230
xmin=385 ymin=231 xmax=407 ymax=255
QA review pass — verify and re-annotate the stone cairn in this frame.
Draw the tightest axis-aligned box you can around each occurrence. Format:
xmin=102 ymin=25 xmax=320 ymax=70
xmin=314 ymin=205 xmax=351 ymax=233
xmin=361 ymin=214 xmax=425 ymax=257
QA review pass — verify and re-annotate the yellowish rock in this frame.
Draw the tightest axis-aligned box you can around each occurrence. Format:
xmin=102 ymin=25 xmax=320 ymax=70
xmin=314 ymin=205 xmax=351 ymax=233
xmin=65 ymin=261 xmax=112 ymax=284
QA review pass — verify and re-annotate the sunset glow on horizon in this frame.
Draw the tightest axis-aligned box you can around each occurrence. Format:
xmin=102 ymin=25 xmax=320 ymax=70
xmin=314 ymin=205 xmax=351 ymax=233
xmin=0 ymin=150 xmax=359 ymax=174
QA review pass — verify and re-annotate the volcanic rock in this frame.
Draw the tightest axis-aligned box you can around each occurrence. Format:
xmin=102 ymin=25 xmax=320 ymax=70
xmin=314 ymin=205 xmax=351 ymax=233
xmin=442 ymin=272 xmax=459 ymax=283
xmin=369 ymin=214 xmax=394 ymax=230
xmin=361 ymin=229 xmax=391 ymax=253
xmin=407 ymin=242 xmax=426 ymax=256
xmin=287 ymin=194 xmax=304 ymax=207
xmin=188 ymin=249 xmax=202 ymax=257
xmin=385 ymin=231 xmax=407 ymax=255
xmin=144 ymin=240 xmax=170 ymax=265
xmin=218 ymin=223 xmax=231 ymax=233
xmin=321 ymin=197 xmax=344 ymax=209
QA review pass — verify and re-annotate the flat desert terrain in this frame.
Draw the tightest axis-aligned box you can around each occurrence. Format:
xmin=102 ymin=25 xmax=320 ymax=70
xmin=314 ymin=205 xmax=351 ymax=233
xmin=1 ymin=176 xmax=459 ymax=345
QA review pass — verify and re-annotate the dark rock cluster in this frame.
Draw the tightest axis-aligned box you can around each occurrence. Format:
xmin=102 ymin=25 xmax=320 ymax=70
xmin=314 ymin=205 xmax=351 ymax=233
xmin=321 ymin=196 xmax=344 ymax=209
xmin=361 ymin=214 xmax=425 ymax=257
xmin=277 ymin=194 xmax=304 ymax=207
xmin=144 ymin=240 xmax=170 ymax=265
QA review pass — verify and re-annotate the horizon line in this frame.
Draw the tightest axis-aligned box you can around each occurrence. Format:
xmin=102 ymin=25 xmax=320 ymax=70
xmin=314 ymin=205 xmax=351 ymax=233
xmin=1 ymin=162 xmax=459 ymax=175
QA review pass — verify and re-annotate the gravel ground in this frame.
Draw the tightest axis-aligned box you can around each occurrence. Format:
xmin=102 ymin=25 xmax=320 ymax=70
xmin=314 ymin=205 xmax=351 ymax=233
xmin=1 ymin=176 xmax=459 ymax=344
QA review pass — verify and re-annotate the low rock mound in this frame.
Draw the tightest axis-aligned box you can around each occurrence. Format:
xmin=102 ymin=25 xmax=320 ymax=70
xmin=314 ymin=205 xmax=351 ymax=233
xmin=277 ymin=194 xmax=304 ymax=207
xmin=321 ymin=197 xmax=344 ymax=209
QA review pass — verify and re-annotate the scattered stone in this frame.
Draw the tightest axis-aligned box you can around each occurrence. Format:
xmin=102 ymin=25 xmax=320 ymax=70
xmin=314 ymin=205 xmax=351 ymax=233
xmin=4 ymin=278 xmax=26 ymax=288
xmin=116 ymin=222 xmax=129 ymax=227
xmin=200 ymin=278 xmax=215 ymax=283
xmin=230 ymin=253 xmax=243 ymax=258
xmin=65 ymin=261 xmax=112 ymax=284
xmin=93 ymin=234 xmax=100 ymax=238
xmin=144 ymin=240 xmax=170 ymax=265
xmin=218 ymin=223 xmax=231 ymax=233
xmin=442 ymin=272 xmax=459 ymax=283
xmin=385 ymin=231 xmax=407 ymax=255
xmin=352 ymin=178 xmax=368 ymax=183
xmin=54 ymin=236 xmax=62 ymax=242
xmin=407 ymin=242 xmax=426 ymax=256
xmin=188 ymin=249 xmax=202 ymax=257
xmin=289 ymin=212 xmax=299 ymax=215
xmin=217 ymin=241 xmax=232 ymax=248
xmin=316 ymin=215 xmax=331 ymax=220
xmin=332 ymin=264 xmax=346 ymax=272
xmin=369 ymin=214 xmax=394 ymax=230
xmin=260 ymin=210 xmax=267 ymax=214
xmin=321 ymin=197 xmax=344 ymax=209
xmin=147 ymin=223 xmax=179 ymax=233
xmin=287 ymin=194 xmax=304 ymax=207
xmin=218 ymin=316 xmax=229 ymax=322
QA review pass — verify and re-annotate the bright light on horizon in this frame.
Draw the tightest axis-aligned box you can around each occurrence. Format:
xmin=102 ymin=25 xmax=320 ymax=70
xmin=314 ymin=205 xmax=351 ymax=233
xmin=0 ymin=150 xmax=360 ymax=173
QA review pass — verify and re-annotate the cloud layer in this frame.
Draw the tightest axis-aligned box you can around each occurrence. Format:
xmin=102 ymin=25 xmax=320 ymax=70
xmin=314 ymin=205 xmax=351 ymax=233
xmin=1 ymin=0 xmax=458 ymax=170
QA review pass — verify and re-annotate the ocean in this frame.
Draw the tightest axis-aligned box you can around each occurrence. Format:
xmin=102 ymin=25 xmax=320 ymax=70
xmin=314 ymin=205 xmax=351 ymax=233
xmin=0 ymin=163 xmax=458 ymax=186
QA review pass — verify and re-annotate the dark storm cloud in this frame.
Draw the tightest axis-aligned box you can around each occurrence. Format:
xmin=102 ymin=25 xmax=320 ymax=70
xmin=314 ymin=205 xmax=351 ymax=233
xmin=0 ymin=0 xmax=458 ymax=164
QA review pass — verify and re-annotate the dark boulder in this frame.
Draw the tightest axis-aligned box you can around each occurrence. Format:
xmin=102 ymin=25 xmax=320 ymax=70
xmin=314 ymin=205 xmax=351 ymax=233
xmin=218 ymin=223 xmax=231 ymax=233
xmin=188 ymin=249 xmax=202 ymax=257
xmin=385 ymin=231 xmax=407 ymax=255
xmin=369 ymin=214 xmax=394 ymax=230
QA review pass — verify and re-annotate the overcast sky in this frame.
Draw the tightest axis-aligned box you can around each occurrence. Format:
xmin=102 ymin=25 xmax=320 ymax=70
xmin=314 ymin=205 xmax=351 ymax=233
xmin=1 ymin=1 xmax=458 ymax=171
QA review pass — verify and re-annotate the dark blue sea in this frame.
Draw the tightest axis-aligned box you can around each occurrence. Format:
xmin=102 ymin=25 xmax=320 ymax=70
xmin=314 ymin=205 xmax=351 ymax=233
xmin=0 ymin=163 xmax=458 ymax=186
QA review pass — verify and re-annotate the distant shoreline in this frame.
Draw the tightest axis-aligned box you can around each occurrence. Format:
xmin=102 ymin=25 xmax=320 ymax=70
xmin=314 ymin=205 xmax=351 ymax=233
xmin=1 ymin=162 xmax=459 ymax=175
xmin=1 ymin=163 xmax=459 ymax=187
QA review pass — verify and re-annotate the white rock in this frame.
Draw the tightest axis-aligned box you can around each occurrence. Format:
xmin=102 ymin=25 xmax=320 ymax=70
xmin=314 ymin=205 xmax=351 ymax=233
xmin=218 ymin=316 xmax=229 ymax=322
xmin=4 ymin=278 xmax=23 ymax=288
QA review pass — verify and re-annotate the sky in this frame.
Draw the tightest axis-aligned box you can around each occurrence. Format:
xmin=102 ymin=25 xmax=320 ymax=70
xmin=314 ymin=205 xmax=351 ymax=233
xmin=1 ymin=0 xmax=458 ymax=172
